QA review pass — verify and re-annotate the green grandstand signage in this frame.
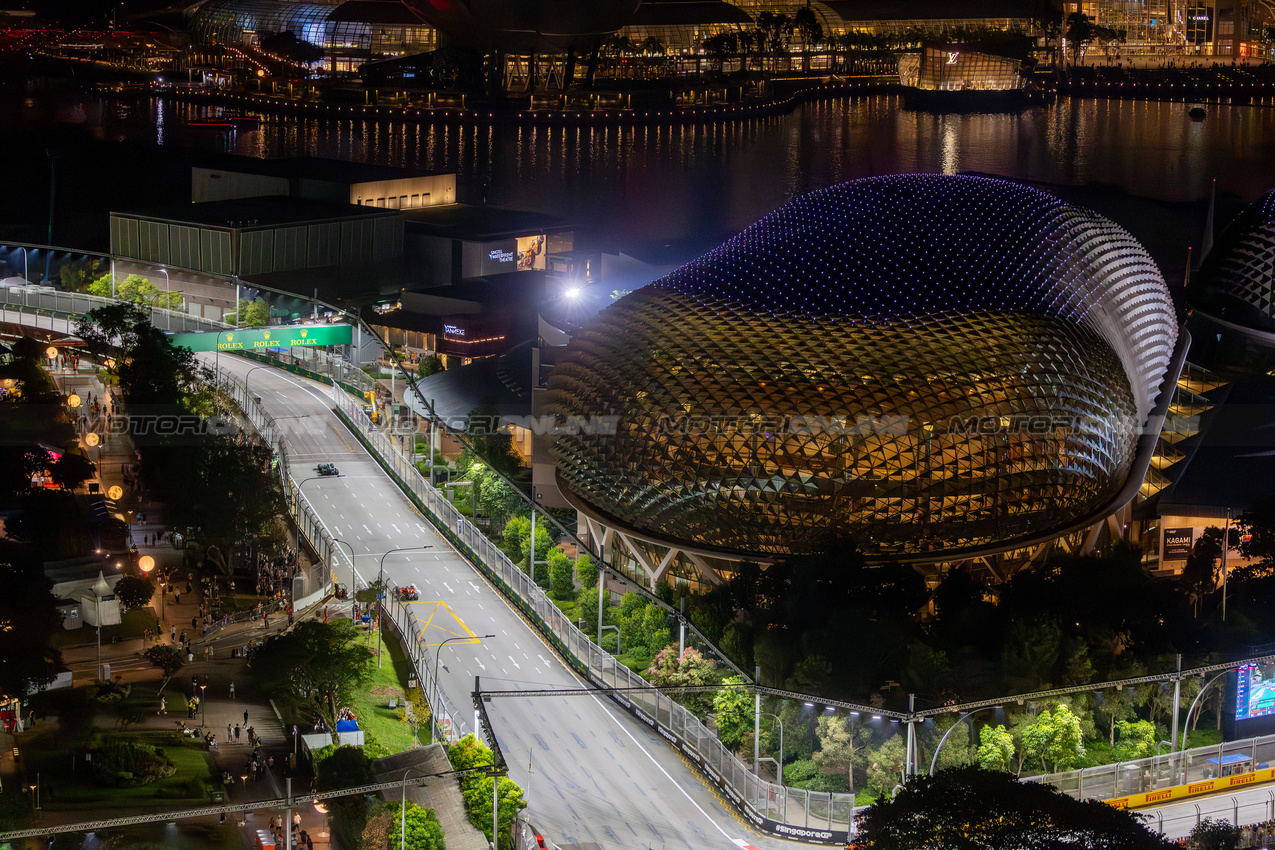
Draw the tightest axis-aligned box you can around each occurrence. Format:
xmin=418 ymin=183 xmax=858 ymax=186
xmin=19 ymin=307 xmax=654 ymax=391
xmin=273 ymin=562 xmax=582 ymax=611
xmin=167 ymin=324 xmax=353 ymax=353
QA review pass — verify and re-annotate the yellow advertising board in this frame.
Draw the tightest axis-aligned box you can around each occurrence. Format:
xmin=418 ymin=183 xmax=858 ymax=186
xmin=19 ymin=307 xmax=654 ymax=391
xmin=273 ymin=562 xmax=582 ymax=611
xmin=1107 ymin=766 xmax=1275 ymax=809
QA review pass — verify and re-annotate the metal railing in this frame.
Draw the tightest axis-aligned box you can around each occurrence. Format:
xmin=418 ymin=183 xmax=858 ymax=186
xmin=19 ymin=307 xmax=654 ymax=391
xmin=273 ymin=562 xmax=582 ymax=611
xmin=212 ymin=364 xmax=347 ymax=612
xmin=0 ymin=283 xmax=224 ymax=333
xmin=1034 ymin=734 xmax=1275 ymax=802
xmin=382 ymin=593 xmax=475 ymax=746
xmin=332 ymin=385 xmax=858 ymax=844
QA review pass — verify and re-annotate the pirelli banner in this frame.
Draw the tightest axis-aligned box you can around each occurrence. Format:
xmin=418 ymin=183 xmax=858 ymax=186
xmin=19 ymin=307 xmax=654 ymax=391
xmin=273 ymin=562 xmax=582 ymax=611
xmin=1108 ymin=766 xmax=1275 ymax=809
xmin=167 ymin=324 xmax=353 ymax=353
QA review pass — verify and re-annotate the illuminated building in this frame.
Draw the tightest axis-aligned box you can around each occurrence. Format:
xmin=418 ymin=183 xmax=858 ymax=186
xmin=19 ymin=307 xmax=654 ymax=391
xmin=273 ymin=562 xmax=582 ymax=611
xmin=546 ymin=174 xmax=1184 ymax=590
xmin=187 ymin=0 xmax=438 ymax=72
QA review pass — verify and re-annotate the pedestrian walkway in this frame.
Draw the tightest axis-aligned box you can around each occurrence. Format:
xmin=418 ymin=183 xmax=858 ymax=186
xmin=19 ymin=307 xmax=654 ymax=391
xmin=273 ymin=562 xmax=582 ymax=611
xmin=374 ymin=747 xmax=490 ymax=850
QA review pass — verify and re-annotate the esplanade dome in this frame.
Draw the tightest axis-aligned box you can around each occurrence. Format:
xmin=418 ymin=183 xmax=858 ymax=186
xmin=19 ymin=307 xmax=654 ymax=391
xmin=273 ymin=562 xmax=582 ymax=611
xmin=546 ymin=174 xmax=1180 ymax=561
xmin=1192 ymin=188 xmax=1275 ymax=335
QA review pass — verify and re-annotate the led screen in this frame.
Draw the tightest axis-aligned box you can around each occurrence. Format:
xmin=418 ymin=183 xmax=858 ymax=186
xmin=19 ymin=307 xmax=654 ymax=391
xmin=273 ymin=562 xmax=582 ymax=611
xmin=1235 ymin=662 xmax=1275 ymax=721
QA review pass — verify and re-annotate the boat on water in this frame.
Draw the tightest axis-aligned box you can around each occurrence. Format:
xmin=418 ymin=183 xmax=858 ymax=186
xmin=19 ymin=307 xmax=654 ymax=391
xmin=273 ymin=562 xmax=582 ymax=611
xmin=897 ymin=46 xmax=1036 ymax=112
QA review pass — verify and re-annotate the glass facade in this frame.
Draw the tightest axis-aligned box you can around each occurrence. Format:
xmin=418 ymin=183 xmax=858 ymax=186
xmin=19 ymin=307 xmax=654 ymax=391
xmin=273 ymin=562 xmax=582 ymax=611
xmin=188 ymin=0 xmax=436 ymax=67
xmin=548 ymin=175 xmax=1178 ymax=561
xmin=898 ymin=47 xmax=1024 ymax=91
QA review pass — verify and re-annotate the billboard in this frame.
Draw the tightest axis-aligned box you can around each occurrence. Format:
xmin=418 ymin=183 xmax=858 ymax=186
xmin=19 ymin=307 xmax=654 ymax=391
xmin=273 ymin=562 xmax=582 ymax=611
xmin=167 ymin=324 xmax=353 ymax=353
xmin=1236 ymin=662 xmax=1275 ymax=722
xmin=462 ymin=235 xmax=550 ymax=278
xmin=1163 ymin=527 xmax=1195 ymax=560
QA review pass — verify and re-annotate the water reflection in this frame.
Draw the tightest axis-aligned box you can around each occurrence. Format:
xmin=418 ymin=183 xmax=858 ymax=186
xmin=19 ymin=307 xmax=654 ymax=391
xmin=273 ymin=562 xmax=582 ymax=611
xmin=77 ymin=95 xmax=1275 ymax=250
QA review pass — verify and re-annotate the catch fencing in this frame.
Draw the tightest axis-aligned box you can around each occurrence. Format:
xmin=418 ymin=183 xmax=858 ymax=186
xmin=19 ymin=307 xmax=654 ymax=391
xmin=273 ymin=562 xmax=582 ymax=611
xmin=213 ymin=365 xmax=346 ymax=612
xmin=1036 ymin=734 xmax=1275 ymax=802
xmin=332 ymin=385 xmax=859 ymax=845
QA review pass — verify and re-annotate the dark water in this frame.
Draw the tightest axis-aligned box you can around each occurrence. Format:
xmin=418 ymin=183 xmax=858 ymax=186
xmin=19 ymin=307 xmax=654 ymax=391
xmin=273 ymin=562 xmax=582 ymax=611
xmin=32 ymin=92 xmax=1275 ymax=266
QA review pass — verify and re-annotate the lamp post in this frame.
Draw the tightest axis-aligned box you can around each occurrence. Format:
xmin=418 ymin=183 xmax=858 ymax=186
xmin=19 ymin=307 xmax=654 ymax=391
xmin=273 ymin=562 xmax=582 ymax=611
xmin=1181 ymin=672 xmax=1227 ymax=751
xmin=21 ymin=247 xmax=27 ymax=284
xmin=528 ymin=486 xmax=542 ymax=584
xmin=759 ymin=712 xmax=785 ymax=786
xmin=399 ymin=766 xmax=432 ymax=850
xmin=157 ymin=266 xmax=171 ymax=324
xmin=243 ymin=364 xmax=271 ymax=403
xmin=377 ymin=547 xmax=432 ymax=668
xmin=332 ymin=537 xmax=356 ymax=599
xmin=212 ymin=329 xmax=233 ymax=384
xmin=929 ymin=706 xmax=999 ymax=775
xmin=432 ymin=635 xmax=493 ymax=743
xmin=200 ymin=684 xmax=207 ymax=727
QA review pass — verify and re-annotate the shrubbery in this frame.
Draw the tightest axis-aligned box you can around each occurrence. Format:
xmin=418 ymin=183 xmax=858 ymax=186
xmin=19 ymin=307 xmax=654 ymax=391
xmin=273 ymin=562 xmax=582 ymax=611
xmin=88 ymin=740 xmax=175 ymax=787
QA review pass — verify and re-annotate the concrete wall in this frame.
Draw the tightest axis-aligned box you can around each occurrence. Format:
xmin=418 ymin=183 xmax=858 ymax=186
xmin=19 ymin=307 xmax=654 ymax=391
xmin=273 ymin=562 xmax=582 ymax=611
xmin=192 ymin=168 xmax=290 ymax=204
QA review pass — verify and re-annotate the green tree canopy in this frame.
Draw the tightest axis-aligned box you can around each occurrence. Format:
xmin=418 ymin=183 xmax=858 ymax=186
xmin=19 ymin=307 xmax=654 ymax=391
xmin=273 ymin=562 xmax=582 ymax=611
xmin=546 ymin=546 xmax=574 ymax=599
xmin=858 ymin=766 xmax=1174 ymax=849
xmin=249 ymin=620 xmax=373 ymax=728
xmin=575 ymin=554 xmax=598 ymax=589
xmin=114 ymin=575 xmax=155 ymax=611
xmin=143 ymin=645 xmax=184 ymax=689
xmin=713 ymin=676 xmax=752 ymax=751
xmin=1113 ymin=719 xmax=1157 ymax=763
xmin=417 ymin=354 xmax=444 ymax=379
xmin=87 ymin=273 xmax=184 ymax=310
xmin=315 ymin=745 xmax=374 ymax=790
xmin=976 ymin=724 xmax=1014 ymax=772
xmin=1020 ymin=704 xmax=1086 ymax=773
xmin=368 ymin=801 xmax=445 ymax=850
xmin=448 ymin=735 xmax=526 ymax=849
xmin=813 ymin=712 xmax=871 ymax=794
xmin=226 ymin=298 xmax=271 ymax=327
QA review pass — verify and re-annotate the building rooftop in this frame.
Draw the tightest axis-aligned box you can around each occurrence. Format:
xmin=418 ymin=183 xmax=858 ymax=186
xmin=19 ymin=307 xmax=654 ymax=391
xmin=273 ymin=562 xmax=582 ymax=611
xmin=115 ymin=195 xmax=399 ymax=229
xmin=402 ymin=204 xmax=574 ymax=240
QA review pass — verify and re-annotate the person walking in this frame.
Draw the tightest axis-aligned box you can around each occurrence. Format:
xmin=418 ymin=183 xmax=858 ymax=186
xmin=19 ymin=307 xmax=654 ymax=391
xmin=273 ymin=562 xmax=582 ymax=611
xmin=229 ymin=681 xmax=236 ymax=699
xmin=243 ymin=709 xmax=249 ymax=726
xmin=158 ymin=696 xmax=166 ymax=715
xmin=234 ymin=723 xmax=241 ymax=742
xmin=170 ymin=624 xmax=176 ymax=642
xmin=228 ymin=722 xmax=233 ymax=740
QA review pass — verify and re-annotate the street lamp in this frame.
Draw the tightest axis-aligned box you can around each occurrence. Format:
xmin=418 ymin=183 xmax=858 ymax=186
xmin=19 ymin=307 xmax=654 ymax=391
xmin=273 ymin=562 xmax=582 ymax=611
xmin=156 ymin=267 xmax=173 ymax=328
xmin=244 ymin=364 xmax=271 ymax=402
xmin=929 ymin=706 xmax=1000 ymax=775
xmin=200 ymin=684 xmax=207 ymax=727
xmin=1180 ymin=672 xmax=1228 ymax=756
xmin=377 ymin=547 xmax=433 ymax=668
xmin=399 ymin=766 xmax=432 ymax=850
xmin=759 ymin=712 xmax=785 ymax=786
xmin=331 ymin=537 xmax=356 ymax=600
xmin=432 ymin=635 xmax=493 ymax=743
